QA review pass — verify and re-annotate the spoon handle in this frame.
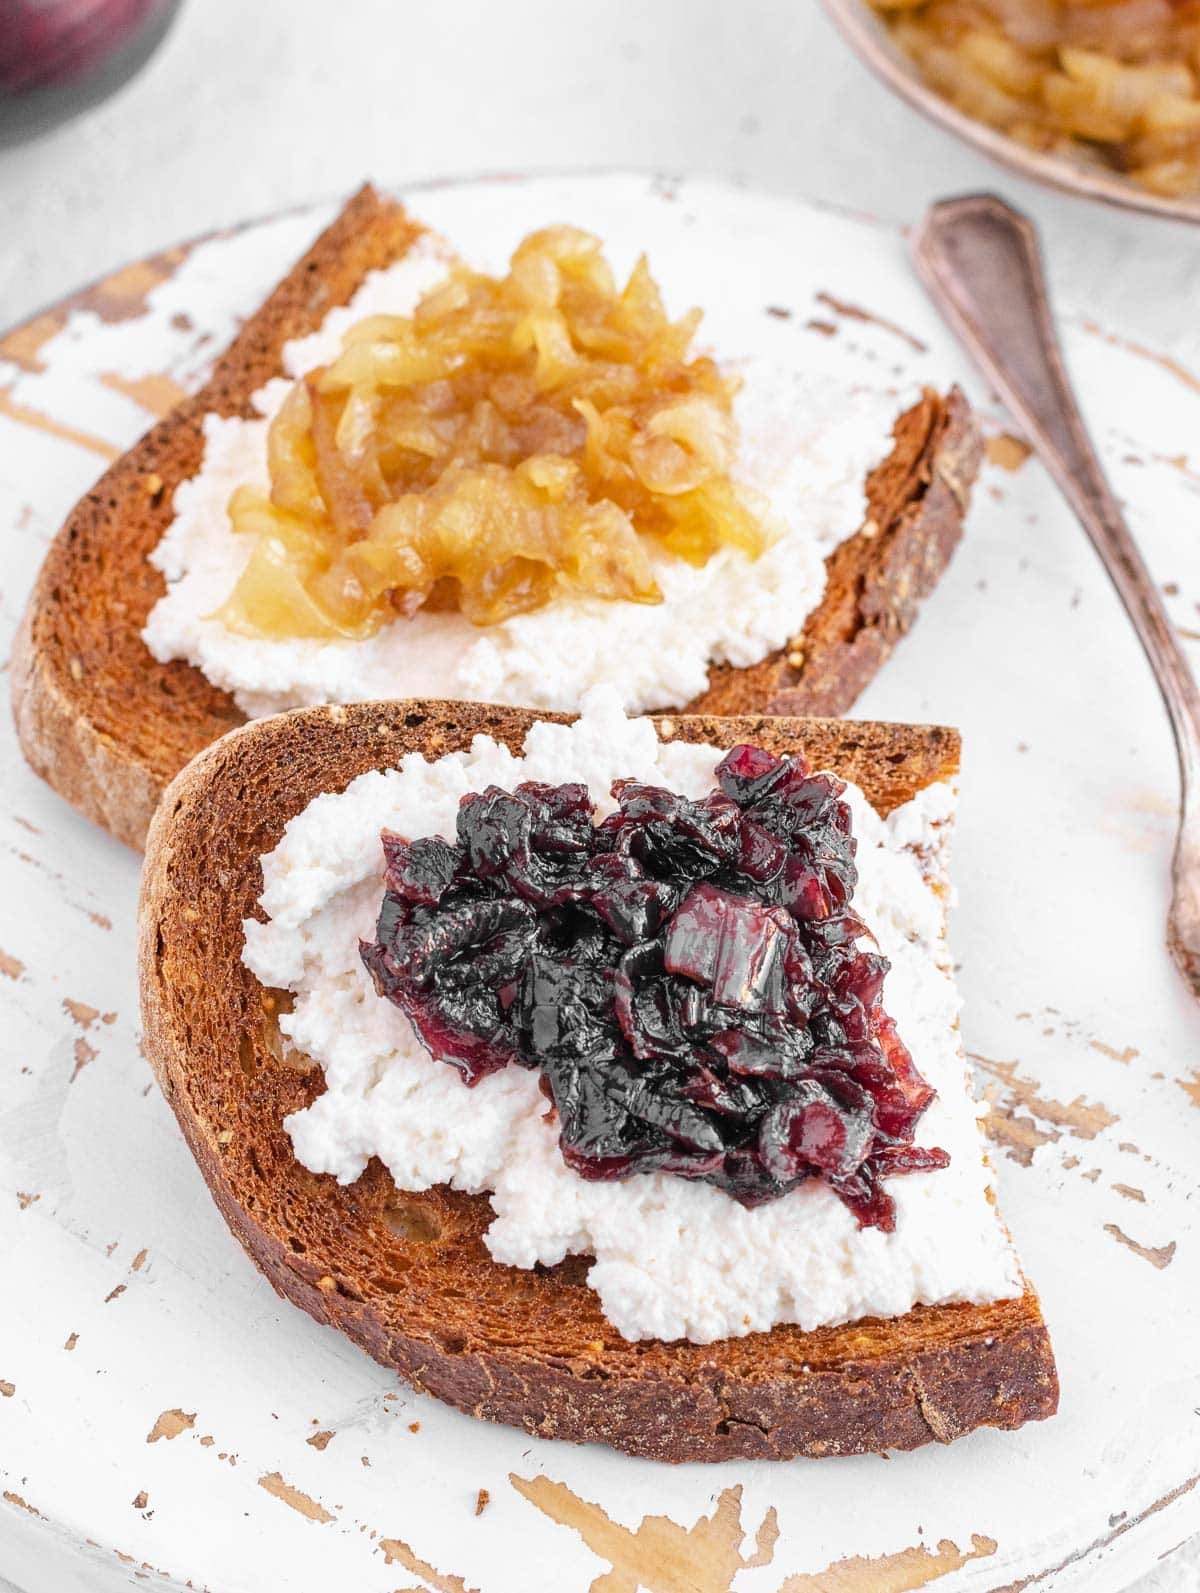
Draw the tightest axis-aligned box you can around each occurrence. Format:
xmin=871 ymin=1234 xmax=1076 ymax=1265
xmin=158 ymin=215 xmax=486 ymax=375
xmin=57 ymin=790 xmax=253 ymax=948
xmin=912 ymin=195 xmax=1200 ymax=770
xmin=911 ymin=193 xmax=1200 ymax=989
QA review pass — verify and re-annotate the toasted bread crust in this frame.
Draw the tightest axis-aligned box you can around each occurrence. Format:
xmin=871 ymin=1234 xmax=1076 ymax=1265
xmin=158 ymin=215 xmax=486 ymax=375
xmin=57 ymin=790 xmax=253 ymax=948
xmin=12 ymin=186 xmax=980 ymax=849
xmin=138 ymin=699 xmax=1057 ymax=1463
xmin=11 ymin=186 xmax=423 ymax=848
xmin=687 ymin=387 xmax=979 ymax=718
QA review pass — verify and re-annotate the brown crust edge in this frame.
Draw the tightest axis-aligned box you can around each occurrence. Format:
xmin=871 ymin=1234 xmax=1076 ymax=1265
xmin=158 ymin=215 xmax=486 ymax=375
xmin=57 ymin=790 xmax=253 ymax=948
xmin=11 ymin=184 xmax=423 ymax=848
xmin=687 ymin=386 xmax=980 ymax=718
xmin=138 ymin=699 xmax=1057 ymax=1464
xmin=11 ymin=183 xmax=980 ymax=850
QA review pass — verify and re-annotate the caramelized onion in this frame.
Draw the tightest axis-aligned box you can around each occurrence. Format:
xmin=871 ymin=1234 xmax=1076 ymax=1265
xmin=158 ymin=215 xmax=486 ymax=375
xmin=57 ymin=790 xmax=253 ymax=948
xmin=215 ymin=226 xmax=772 ymax=638
xmin=872 ymin=0 xmax=1200 ymax=196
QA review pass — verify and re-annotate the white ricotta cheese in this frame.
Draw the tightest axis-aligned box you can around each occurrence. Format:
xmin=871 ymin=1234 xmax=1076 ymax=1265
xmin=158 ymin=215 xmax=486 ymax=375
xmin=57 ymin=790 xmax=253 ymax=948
xmin=143 ymin=220 xmax=909 ymax=718
xmin=242 ymin=690 xmax=1022 ymax=1344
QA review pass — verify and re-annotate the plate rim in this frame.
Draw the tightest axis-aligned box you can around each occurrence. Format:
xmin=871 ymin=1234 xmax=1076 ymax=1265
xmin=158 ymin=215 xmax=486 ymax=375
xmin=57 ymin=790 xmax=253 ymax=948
xmin=0 ymin=165 xmax=909 ymax=352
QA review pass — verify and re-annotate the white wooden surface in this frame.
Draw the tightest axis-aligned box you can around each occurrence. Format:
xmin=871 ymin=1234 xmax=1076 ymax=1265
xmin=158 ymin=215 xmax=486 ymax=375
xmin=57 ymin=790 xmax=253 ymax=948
xmin=1 ymin=171 xmax=1198 ymax=1593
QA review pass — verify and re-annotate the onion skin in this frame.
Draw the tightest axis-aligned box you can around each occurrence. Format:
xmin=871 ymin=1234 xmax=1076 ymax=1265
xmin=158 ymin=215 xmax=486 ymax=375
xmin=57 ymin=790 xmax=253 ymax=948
xmin=0 ymin=0 xmax=182 ymax=147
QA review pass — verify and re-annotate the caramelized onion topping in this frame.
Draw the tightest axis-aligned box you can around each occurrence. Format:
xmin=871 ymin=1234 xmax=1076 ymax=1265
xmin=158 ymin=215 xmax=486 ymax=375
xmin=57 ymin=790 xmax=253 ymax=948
xmin=215 ymin=227 xmax=773 ymax=639
xmin=872 ymin=0 xmax=1200 ymax=198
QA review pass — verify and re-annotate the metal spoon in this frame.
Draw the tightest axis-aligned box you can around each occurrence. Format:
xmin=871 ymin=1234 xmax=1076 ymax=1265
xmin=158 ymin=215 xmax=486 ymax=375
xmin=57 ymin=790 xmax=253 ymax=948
xmin=911 ymin=193 xmax=1200 ymax=999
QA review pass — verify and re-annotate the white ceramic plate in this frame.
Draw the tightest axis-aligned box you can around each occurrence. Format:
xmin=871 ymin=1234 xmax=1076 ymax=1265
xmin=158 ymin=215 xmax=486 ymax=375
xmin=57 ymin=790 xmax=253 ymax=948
xmin=1 ymin=172 xmax=1198 ymax=1593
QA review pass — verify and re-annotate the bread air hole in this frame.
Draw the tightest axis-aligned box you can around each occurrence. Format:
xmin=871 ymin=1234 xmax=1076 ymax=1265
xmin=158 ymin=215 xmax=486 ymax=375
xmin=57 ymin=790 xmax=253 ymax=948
xmin=257 ymin=989 xmax=316 ymax=1073
xmin=535 ymin=1255 xmax=593 ymax=1288
xmin=372 ymin=1270 xmax=412 ymax=1292
xmin=238 ymin=1031 xmax=257 ymax=1077
xmin=382 ymin=1195 xmax=443 ymax=1246
xmin=498 ymin=1271 xmax=540 ymax=1302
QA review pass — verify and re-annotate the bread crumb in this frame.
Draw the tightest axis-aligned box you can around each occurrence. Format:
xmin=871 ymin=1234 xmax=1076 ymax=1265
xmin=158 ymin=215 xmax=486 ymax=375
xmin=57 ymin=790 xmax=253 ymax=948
xmin=307 ymin=1430 xmax=334 ymax=1451
xmin=786 ymin=650 xmax=805 ymax=671
xmin=132 ymin=1491 xmax=148 ymax=1510
xmin=64 ymin=1333 xmax=77 ymax=1351
xmin=408 ymin=1421 xmax=420 ymax=1433
xmin=0 ymin=1381 xmax=14 ymax=1397
xmin=475 ymin=1488 xmax=490 ymax=1516
xmin=985 ymin=433 xmax=1031 ymax=472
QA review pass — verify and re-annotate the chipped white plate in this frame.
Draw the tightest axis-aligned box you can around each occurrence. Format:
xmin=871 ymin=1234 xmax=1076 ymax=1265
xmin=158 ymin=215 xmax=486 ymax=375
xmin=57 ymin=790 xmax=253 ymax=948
xmin=1 ymin=173 xmax=1198 ymax=1593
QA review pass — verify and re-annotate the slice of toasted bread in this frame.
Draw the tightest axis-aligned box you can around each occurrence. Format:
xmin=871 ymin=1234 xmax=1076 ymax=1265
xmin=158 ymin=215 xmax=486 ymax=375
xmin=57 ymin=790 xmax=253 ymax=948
xmin=138 ymin=699 xmax=1056 ymax=1463
xmin=12 ymin=185 xmax=981 ymax=850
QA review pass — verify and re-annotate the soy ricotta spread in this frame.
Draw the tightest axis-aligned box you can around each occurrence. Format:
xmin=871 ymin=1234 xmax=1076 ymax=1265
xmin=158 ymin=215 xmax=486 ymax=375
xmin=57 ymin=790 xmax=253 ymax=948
xmin=242 ymin=691 xmax=1022 ymax=1344
xmin=143 ymin=223 xmax=907 ymax=719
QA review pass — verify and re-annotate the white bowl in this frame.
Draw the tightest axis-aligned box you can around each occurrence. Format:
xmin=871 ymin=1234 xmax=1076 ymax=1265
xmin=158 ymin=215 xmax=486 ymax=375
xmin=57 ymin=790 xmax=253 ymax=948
xmin=822 ymin=0 xmax=1200 ymax=225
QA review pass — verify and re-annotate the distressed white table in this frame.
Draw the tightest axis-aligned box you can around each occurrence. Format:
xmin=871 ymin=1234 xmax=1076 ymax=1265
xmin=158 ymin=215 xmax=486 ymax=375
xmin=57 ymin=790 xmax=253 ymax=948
xmin=1 ymin=173 xmax=1198 ymax=1592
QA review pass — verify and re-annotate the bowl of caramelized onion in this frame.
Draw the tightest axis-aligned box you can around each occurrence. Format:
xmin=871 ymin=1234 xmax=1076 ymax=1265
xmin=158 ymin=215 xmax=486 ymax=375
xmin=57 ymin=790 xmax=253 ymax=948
xmin=823 ymin=0 xmax=1200 ymax=222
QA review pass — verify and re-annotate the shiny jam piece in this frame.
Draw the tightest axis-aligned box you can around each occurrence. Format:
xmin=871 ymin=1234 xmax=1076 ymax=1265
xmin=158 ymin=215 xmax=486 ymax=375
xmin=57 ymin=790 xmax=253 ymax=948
xmin=216 ymin=227 xmax=774 ymax=642
xmin=361 ymin=746 xmax=949 ymax=1230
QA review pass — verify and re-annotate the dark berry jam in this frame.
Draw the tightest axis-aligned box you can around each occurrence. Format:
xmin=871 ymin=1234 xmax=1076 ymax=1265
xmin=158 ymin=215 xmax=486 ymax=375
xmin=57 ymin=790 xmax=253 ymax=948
xmin=361 ymin=744 xmax=948 ymax=1230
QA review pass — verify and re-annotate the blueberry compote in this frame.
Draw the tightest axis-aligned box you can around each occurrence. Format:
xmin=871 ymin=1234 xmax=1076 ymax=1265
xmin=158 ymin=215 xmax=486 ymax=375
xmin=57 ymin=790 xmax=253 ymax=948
xmin=361 ymin=744 xmax=948 ymax=1230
